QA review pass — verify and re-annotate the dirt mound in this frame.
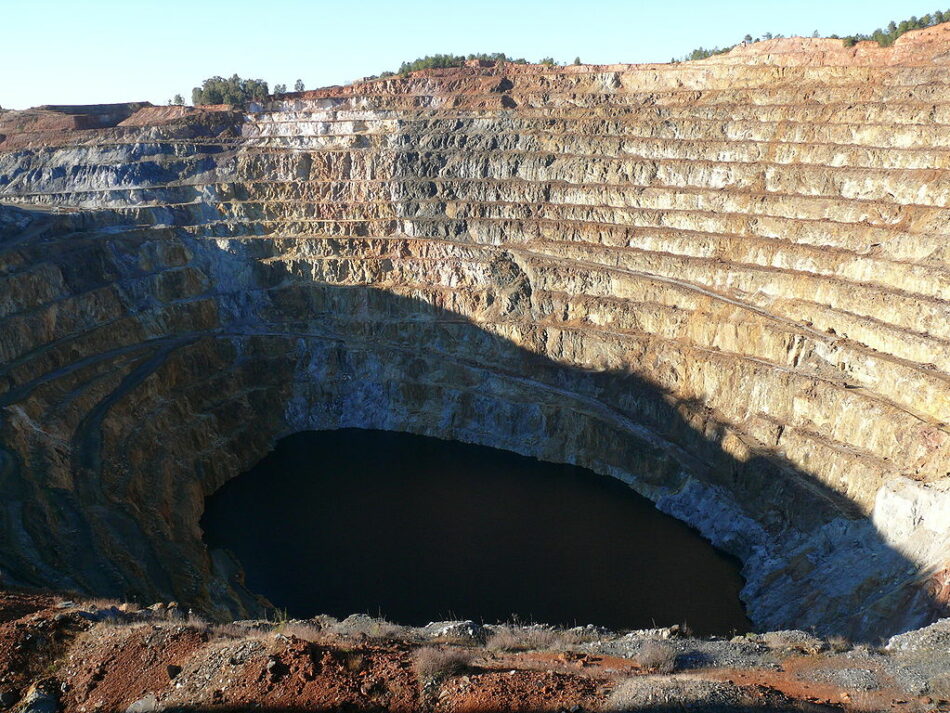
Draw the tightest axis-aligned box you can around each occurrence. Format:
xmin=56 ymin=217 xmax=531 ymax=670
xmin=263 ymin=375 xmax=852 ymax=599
xmin=119 ymin=105 xmax=234 ymax=126
xmin=0 ymin=592 xmax=89 ymax=705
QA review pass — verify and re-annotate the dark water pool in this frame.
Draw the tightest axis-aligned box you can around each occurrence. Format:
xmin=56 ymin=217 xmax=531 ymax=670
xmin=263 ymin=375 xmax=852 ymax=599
xmin=201 ymin=429 xmax=750 ymax=635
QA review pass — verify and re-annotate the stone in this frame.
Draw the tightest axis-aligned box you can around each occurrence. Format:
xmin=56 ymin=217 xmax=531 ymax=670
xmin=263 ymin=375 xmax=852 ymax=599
xmin=886 ymin=618 xmax=950 ymax=652
xmin=424 ymin=620 xmax=488 ymax=643
xmin=124 ymin=694 xmax=158 ymax=713
xmin=759 ymin=630 xmax=824 ymax=650
xmin=76 ymin=607 xmax=122 ymax=623
xmin=15 ymin=687 xmax=57 ymax=713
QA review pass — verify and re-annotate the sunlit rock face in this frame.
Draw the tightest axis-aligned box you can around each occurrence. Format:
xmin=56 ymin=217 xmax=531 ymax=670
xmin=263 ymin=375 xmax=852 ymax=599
xmin=1 ymin=27 xmax=950 ymax=639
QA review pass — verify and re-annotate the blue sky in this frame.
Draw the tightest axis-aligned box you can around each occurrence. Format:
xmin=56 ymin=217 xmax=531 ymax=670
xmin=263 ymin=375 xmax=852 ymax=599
xmin=0 ymin=0 xmax=940 ymax=109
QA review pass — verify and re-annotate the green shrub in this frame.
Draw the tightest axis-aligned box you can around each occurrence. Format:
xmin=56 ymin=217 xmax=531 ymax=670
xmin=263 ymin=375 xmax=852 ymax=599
xmin=191 ymin=74 xmax=269 ymax=106
xmin=386 ymin=52 xmax=531 ymax=77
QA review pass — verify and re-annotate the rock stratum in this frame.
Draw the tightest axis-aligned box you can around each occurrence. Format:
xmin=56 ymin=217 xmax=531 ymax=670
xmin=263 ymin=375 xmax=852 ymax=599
xmin=2 ymin=27 xmax=950 ymax=640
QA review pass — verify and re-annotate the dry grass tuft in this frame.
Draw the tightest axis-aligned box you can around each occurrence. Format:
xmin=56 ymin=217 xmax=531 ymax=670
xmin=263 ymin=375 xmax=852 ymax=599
xmin=826 ymin=635 xmax=852 ymax=653
xmin=343 ymin=651 xmax=366 ymax=673
xmin=211 ymin=622 xmax=273 ymax=640
xmin=85 ymin=619 xmax=150 ymax=633
xmin=83 ymin=597 xmax=125 ymax=610
xmin=851 ymin=642 xmax=887 ymax=657
xmin=633 ymin=640 xmax=677 ymax=674
xmin=484 ymin=627 xmax=521 ymax=652
xmin=412 ymin=646 xmax=473 ymax=680
xmin=184 ymin=613 xmax=210 ymax=629
xmin=486 ymin=626 xmax=561 ymax=652
xmin=557 ymin=627 xmax=606 ymax=646
xmin=281 ymin=622 xmax=327 ymax=644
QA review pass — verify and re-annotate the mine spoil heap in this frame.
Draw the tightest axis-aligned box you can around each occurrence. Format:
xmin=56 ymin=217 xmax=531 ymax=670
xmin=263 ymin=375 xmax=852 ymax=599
xmin=1 ymin=26 xmax=950 ymax=641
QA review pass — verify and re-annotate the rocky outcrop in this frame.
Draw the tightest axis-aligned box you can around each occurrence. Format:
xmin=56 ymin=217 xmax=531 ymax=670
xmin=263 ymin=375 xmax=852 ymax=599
xmin=1 ymin=28 xmax=950 ymax=638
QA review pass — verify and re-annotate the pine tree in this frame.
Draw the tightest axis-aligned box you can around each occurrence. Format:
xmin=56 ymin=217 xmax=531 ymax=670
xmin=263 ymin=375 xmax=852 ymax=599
xmin=294 ymin=79 xmax=305 ymax=92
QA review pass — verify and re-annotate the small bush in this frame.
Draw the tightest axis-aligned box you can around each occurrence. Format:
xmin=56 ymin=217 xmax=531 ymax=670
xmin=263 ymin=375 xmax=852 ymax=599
xmin=412 ymin=646 xmax=473 ymax=680
xmin=633 ymin=640 xmax=677 ymax=674
xmin=184 ymin=613 xmax=209 ymax=629
xmin=344 ymin=651 xmax=366 ymax=672
xmin=281 ymin=622 xmax=326 ymax=643
xmin=851 ymin=642 xmax=888 ymax=657
xmin=485 ymin=628 xmax=520 ymax=651
xmin=826 ymin=635 xmax=852 ymax=653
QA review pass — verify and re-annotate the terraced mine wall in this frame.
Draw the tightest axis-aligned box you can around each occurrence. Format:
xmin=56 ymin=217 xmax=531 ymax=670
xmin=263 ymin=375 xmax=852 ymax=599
xmin=2 ymin=28 xmax=950 ymax=640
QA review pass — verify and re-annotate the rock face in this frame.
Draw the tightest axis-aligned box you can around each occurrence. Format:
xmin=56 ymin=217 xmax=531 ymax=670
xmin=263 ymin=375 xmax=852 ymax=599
xmin=1 ymin=28 xmax=950 ymax=639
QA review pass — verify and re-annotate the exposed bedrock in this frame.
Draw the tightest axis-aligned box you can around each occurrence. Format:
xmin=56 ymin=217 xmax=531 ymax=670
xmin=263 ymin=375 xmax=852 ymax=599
xmin=2 ymin=28 xmax=950 ymax=639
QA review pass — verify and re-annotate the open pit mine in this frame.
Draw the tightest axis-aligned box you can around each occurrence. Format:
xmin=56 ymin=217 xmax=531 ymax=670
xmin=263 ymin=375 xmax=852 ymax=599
xmin=2 ymin=25 xmax=950 ymax=661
